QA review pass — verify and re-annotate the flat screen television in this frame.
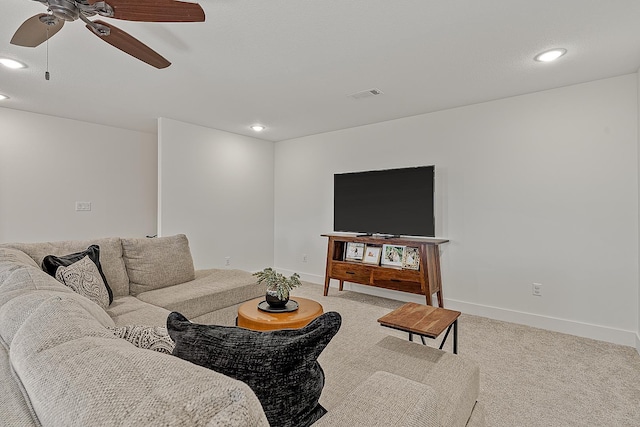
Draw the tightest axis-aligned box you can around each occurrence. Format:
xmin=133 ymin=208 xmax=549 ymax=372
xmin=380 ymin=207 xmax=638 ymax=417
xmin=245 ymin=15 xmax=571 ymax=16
xmin=333 ymin=165 xmax=435 ymax=237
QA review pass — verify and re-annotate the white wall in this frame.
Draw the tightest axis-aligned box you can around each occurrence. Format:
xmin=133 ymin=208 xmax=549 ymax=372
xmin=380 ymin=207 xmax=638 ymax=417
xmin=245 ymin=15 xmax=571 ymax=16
xmin=158 ymin=118 xmax=274 ymax=270
xmin=0 ymin=108 xmax=157 ymax=242
xmin=275 ymin=74 xmax=639 ymax=346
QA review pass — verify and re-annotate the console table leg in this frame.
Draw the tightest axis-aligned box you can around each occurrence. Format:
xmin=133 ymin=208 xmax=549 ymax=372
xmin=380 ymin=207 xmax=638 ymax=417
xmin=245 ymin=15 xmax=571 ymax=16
xmin=339 ymin=280 xmax=344 ymax=291
xmin=424 ymin=293 xmax=433 ymax=306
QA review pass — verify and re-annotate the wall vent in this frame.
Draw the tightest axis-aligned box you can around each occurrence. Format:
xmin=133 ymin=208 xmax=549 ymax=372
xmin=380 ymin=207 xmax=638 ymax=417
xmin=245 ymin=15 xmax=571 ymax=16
xmin=347 ymin=88 xmax=384 ymax=100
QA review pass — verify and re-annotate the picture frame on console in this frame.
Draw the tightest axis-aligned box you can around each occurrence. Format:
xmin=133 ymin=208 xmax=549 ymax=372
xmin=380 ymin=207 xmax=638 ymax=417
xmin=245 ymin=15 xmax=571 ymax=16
xmin=362 ymin=245 xmax=382 ymax=265
xmin=344 ymin=242 xmax=365 ymax=261
xmin=381 ymin=244 xmax=405 ymax=267
xmin=402 ymin=247 xmax=420 ymax=270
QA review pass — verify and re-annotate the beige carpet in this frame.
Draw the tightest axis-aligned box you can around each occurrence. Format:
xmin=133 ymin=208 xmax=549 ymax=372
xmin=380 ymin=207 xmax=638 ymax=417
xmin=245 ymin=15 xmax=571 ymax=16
xmin=292 ymin=283 xmax=640 ymax=427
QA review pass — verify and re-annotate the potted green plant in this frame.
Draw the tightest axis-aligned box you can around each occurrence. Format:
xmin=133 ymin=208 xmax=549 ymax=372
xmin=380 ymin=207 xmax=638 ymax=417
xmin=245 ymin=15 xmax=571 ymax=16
xmin=253 ymin=267 xmax=302 ymax=308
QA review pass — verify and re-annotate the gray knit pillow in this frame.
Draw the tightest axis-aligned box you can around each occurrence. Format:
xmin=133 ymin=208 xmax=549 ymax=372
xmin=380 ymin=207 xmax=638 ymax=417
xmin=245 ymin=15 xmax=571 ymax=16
xmin=109 ymin=325 xmax=175 ymax=354
xmin=167 ymin=311 xmax=342 ymax=427
xmin=122 ymin=234 xmax=195 ymax=295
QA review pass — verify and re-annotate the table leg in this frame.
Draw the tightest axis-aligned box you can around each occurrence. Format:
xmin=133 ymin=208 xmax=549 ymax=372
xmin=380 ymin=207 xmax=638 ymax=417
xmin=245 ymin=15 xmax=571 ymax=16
xmin=439 ymin=326 xmax=451 ymax=350
xmin=453 ymin=319 xmax=458 ymax=354
xmin=408 ymin=332 xmax=426 ymax=345
xmin=438 ymin=320 xmax=458 ymax=353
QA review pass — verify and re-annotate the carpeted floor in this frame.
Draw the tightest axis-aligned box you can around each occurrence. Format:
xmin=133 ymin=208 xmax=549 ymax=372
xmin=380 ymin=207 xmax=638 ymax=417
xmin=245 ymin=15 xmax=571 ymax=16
xmin=293 ymin=283 xmax=640 ymax=427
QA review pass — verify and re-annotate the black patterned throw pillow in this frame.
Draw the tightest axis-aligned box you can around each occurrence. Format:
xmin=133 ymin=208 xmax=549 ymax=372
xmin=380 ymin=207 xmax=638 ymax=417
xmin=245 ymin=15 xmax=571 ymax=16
xmin=55 ymin=255 xmax=110 ymax=310
xmin=42 ymin=245 xmax=113 ymax=304
xmin=167 ymin=311 xmax=342 ymax=427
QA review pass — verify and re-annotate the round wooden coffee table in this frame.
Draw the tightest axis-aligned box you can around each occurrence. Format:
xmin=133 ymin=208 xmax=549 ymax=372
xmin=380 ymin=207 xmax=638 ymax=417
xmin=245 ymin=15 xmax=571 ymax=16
xmin=237 ymin=297 xmax=324 ymax=331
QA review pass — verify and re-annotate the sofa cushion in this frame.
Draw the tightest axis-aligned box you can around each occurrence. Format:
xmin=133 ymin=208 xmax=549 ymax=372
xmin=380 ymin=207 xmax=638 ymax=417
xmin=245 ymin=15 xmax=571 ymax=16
xmin=323 ymin=335 xmax=479 ymax=427
xmin=0 ymin=249 xmax=42 ymax=299
xmin=107 ymin=296 xmax=171 ymax=327
xmin=168 ymin=311 xmax=342 ymax=427
xmin=0 ymin=247 xmax=39 ymax=274
xmin=0 ymin=249 xmax=47 ymax=295
xmin=122 ymin=234 xmax=195 ymax=295
xmin=1 ymin=292 xmax=116 ymax=346
xmin=0 ymin=238 xmax=129 ymax=297
xmin=136 ymin=269 xmax=263 ymax=319
xmin=54 ymin=255 xmax=110 ymax=310
xmin=43 ymin=245 xmax=113 ymax=304
xmin=108 ymin=324 xmax=175 ymax=354
xmin=10 ymin=295 xmax=269 ymax=426
xmin=0 ymin=268 xmax=115 ymax=346
xmin=0 ymin=265 xmax=74 ymax=303
xmin=313 ymin=371 xmax=438 ymax=427
xmin=0 ymin=342 xmax=38 ymax=427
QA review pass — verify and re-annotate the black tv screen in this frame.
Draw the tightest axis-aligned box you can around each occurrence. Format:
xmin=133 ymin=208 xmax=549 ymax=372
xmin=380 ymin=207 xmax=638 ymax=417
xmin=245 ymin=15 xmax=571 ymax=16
xmin=334 ymin=166 xmax=435 ymax=237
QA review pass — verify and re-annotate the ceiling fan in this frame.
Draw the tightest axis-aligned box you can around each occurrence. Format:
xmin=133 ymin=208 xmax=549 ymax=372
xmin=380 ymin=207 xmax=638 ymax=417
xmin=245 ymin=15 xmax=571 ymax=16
xmin=10 ymin=0 xmax=206 ymax=69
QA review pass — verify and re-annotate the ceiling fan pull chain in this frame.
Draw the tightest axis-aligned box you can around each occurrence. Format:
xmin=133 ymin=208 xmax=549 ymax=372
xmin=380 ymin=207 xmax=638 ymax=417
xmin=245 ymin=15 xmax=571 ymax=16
xmin=45 ymin=26 xmax=50 ymax=81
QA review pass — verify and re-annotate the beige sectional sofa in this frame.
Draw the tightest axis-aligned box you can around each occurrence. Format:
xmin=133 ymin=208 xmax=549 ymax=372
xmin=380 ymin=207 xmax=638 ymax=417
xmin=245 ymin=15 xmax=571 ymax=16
xmin=0 ymin=234 xmax=484 ymax=426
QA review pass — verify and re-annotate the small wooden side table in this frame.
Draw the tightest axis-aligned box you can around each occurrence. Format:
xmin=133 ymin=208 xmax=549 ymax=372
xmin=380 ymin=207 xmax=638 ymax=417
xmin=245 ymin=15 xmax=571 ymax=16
xmin=237 ymin=297 xmax=324 ymax=331
xmin=377 ymin=302 xmax=461 ymax=354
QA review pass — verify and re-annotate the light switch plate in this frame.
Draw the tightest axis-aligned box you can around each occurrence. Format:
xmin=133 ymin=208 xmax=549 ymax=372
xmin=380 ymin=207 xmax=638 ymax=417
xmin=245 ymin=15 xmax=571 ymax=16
xmin=75 ymin=201 xmax=91 ymax=211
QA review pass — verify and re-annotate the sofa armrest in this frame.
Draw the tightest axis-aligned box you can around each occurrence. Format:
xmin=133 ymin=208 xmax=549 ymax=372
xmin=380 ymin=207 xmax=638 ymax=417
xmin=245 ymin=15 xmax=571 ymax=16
xmin=313 ymin=371 xmax=438 ymax=427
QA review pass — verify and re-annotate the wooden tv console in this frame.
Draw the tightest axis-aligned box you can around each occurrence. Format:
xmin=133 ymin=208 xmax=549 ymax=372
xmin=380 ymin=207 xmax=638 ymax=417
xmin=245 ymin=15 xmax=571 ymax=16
xmin=322 ymin=233 xmax=449 ymax=306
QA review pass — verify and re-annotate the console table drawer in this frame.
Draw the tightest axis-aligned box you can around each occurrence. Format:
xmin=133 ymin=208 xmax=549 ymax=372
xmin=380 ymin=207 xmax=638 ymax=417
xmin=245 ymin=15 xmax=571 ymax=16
xmin=373 ymin=269 xmax=421 ymax=283
xmin=373 ymin=278 xmax=423 ymax=294
xmin=331 ymin=263 xmax=372 ymax=284
xmin=371 ymin=269 xmax=422 ymax=294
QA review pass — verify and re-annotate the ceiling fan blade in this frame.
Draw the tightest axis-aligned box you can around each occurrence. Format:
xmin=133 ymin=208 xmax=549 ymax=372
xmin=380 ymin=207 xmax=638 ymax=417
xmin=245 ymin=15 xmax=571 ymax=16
xmin=90 ymin=0 xmax=205 ymax=22
xmin=87 ymin=20 xmax=171 ymax=69
xmin=11 ymin=14 xmax=64 ymax=47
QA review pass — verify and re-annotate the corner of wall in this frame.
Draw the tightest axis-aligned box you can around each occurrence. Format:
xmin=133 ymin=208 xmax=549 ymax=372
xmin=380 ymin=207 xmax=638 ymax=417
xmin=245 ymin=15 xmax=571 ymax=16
xmin=157 ymin=118 xmax=163 ymax=237
xmin=637 ymin=70 xmax=640 ymax=356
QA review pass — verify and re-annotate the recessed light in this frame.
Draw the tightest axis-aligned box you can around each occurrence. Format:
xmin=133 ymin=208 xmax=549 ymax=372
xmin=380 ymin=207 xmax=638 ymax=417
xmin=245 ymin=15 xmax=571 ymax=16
xmin=250 ymin=124 xmax=266 ymax=132
xmin=534 ymin=48 xmax=567 ymax=62
xmin=0 ymin=94 xmax=9 ymax=101
xmin=0 ymin=58 xmax=26 ymax=69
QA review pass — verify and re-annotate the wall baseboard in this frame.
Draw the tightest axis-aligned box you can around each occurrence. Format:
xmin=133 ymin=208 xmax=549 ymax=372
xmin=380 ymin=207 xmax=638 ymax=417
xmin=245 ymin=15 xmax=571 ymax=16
xmin=445 ymin=298 xmax=636 ymax=348
xmin=288 ymin=270 xmax=638 ymax=348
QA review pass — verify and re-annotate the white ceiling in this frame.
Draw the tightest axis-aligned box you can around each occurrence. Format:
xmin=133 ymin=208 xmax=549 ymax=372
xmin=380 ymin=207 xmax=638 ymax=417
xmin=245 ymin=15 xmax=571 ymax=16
xmin=1 ymin=0 xmax=640 ymax=142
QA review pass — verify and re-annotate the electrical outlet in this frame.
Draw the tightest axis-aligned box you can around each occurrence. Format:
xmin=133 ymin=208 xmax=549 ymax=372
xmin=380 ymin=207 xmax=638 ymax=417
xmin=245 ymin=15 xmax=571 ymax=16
xmin=225 ymin=257 xmax=231 ymax=266
xmin=532 ymin=283 xmax=542 ymax=297
xmin=302 ymin=254 xmax=308 ymax=263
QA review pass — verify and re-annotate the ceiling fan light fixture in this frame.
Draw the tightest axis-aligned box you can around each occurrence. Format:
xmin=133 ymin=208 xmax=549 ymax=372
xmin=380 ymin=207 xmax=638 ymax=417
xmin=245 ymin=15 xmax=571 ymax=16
xmin=10 ymin=0 xmax=205 ymax=69
xmin=0 ymin=58 xmax=27 ymax=69
xmin=251 ymin=124 xmax=266 ymax=132
xmin=534 ymin=48 xmax=567 ymax=62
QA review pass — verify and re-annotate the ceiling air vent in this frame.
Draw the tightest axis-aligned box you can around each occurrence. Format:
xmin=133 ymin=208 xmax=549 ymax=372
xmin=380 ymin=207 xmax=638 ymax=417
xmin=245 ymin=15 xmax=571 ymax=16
xmin=347 ymin=88 xmax=384 ymax=100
